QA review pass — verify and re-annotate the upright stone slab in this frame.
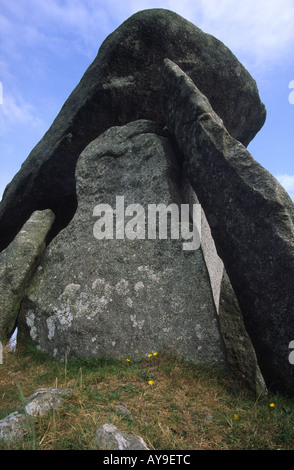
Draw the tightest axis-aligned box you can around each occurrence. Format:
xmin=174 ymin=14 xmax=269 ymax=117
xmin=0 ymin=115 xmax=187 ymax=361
xmin=182 ymin=179 xmax=266 ymax=395
xmin=0 ymin=209 xmax=55 ymax=342
xmin=17 ymin=120 xmax=226 ymax=366
xmin=161 ymin=59 xmax=294 ymax=395
xmin=0 ymin=9 xmax=266 ymax=253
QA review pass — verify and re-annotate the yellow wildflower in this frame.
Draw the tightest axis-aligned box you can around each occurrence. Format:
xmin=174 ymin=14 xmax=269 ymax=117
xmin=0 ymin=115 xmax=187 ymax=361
xmin=153 ymin=352 xmax=158 ymax=356
xmin=269 ymin=403 xmax=275 ymax=408
xmin=234 ymin=413 xmax=239 ymax=420
xmin=148 ymin=380 xmax=154 ymax=385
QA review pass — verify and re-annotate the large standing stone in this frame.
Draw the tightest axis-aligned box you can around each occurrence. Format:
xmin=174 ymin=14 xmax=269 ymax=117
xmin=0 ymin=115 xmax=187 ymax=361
xmin=0 ymin=209 xmax=55 ymax=342
xmin=161 ymin=59 xmax=294 ymax=395
xmin=0 ymin=9 xmax=266 ymax=252
xmin=17 ymin=120 xmax=226 ymax=366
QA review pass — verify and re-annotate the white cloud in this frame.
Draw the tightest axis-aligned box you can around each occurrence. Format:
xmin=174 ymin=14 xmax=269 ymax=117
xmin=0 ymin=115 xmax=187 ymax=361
xmin=0 ymin=92 xmax=44 ymax=133
xmin=275 ymin=174 xmax=294 ymax=201
xmin=0 ymin=184 xmax=6 ymax=201
xmin=1 ymin=0 xmax=114 ymax=59
xmin=199 ymin=0 xmax=294 ymax=72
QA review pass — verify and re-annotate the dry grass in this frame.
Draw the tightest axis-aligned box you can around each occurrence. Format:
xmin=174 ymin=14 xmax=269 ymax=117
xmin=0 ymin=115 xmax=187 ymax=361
xmin=0 ymin=343 xmax=293 ymax=450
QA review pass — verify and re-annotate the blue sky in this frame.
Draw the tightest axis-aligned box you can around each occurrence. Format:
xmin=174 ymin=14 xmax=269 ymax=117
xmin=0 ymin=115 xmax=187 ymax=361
xmin=0 ymin=0 xmax=293 ymax=200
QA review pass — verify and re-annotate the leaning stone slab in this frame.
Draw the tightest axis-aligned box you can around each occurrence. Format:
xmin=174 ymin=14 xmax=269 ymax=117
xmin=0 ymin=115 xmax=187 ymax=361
xmin=218 ymin=272 xmax=267 ymax=396
xmin=182 ymin=179 xmax=266 ymax=395
xmin=94 ymin=423 xmax=149 ymax=450
xmin=161 ymin=59 xmax=294 ymax=395
xmin=183 ymin=180 xmax=267 ymax=395
xmin=0 ymin=209 xmax=55 ymax=342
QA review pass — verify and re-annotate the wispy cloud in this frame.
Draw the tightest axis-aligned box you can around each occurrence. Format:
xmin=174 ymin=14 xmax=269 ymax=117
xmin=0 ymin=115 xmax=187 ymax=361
xmin=275 ymin=174 xmax=294 ymax=201
xmin=1 ymin=0 xmax=114 ymax=60
xmin=1 ymin=0 xmax=293 ymax=88
xmin=196 ymin=0 xmax=294 ymax=74
xmin=2 ymin=0 xmax=294 ymax=67
xmin=0 ymin=91 xmax=44 ymax=134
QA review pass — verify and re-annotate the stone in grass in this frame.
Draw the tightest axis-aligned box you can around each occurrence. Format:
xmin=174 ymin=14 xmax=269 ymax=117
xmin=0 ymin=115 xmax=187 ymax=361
xmin=94 ymin=423 xmax=149 ymax=450
xmin=0 ymin=412 xmax=28 ymax=445
xmin=116 ymin=404 xmax=134 ymax=421
xmin=0 ymin=388 xmax=75 ymax=445
xmin=19 ymin=388 xmax=75 ymax=417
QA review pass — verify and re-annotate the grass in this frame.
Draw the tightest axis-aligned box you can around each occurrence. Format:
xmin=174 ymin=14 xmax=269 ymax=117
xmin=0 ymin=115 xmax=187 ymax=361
xmin=0 ymin=342 xmax=293 ymax=450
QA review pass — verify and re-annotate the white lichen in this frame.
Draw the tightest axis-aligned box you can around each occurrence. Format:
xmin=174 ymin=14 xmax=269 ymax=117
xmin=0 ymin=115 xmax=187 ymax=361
xmin=134 ymin=281 xmax=144 ymax=292
xmin=130 ymin=314 xmax=145 ymax=329
xmin=126 ymin=297 xmax=133 ymax=307
xmin=26 ymin=312 xmax=38 ymax=340
xmin=52 ymin=307 xmax=73 ymax=328
xmin=46 ymin=317 xmax=55 ymax=340
xmin=116 ymin=279 xmax=129 ymax=295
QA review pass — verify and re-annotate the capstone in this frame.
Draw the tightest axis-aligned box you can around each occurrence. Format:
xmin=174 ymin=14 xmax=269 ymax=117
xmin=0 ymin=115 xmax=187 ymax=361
xmin=0 ymin=9 xmax=266 ymax=253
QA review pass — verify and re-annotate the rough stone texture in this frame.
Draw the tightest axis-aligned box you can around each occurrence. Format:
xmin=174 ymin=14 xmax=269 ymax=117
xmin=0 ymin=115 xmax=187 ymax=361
xmin=218 ymin=272 xmax=267 ymax=396
xmin=182 ymin=179 xmax=266 ymax=395
xmin=181 ymin=178 xmax=224 ymax=309
xmin=0 ymin=209 xmax=55 ymax=342
xmin=161 ymin=59 xmax=294 ymax=395
xmin=17 ymin=120 xmax=226 ymax=366
xmin=116 ymin=405 xmax=133 ymax=421
xmin=20 ymin=388 xmax=75 ymax=417
xmin=0 ymin=388 xmax=74 ymax=444
xmin=0 ymin=412 xmax=27 ymax=445
xmin=93 ymin=423 xmax=149 ymax=450
xmin=0 ymin=8 xmax=266 ymax=253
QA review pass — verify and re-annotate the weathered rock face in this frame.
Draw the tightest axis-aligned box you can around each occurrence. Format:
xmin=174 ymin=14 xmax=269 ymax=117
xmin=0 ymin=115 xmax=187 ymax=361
xmin=0 ymin=8 xmax=266 ymax=253
xmin=17 ymin=120 xmax=226 ymax=366
xmin=93 ymin=423 xmax=149 ymax=451
xmin=161 ymin=59 xmax=294 ymax=394
xmin=0 ymin=209 xmax=55 ymax=342
xmin=0 ymin=388 xmax=74 ymax=445
xmin=218 ymin=272 xmax=267 ymax=396
xmin=182 ymin=180 xmax=266 ymax=395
